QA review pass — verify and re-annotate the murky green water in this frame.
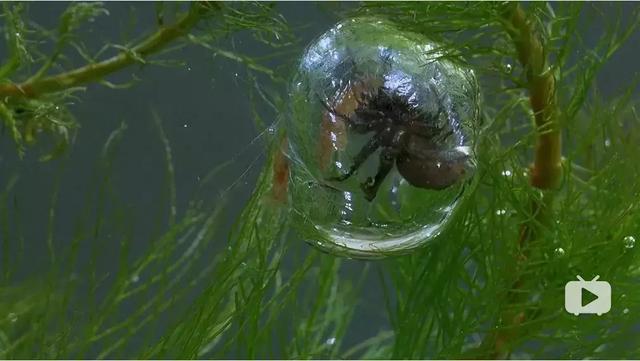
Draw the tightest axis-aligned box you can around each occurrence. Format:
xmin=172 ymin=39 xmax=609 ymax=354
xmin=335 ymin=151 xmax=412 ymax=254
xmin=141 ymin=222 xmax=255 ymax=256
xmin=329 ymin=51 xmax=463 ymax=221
xmin=1 ymin=2 xmax=639 ymax=359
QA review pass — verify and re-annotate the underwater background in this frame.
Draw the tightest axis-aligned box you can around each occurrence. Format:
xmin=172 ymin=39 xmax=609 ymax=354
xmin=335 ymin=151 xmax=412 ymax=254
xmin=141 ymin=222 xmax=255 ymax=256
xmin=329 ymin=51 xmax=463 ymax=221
xmin=1 ymin=2 xmax=639 ymax=359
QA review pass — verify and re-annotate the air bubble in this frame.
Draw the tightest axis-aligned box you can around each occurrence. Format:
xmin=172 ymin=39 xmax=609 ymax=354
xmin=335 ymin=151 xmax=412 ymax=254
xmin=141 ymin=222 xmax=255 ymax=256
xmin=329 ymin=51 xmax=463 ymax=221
xmin=553 ymin=247 xmax=565 ymax=257
xmin=623 ymin=308 xmax=630 ymax=314
xmin=286 ymin=17 xmax=482 ymax=258
xmin=501 ymin=170 xmax=512 ymax=177
xmin=7 ymin=312 xmax=17 ymax=323
xmin=496 ymin=209 xmax=507 ymax=216
xmin=604 ymin=138 xmax=611 ymax=148
xmin=131 ymin=274 xmax=140 ymax=283
xmin=325 ymin=337 xmax=336 ymax=346
xmin=623 ymin=235 xmax=635 ymax=249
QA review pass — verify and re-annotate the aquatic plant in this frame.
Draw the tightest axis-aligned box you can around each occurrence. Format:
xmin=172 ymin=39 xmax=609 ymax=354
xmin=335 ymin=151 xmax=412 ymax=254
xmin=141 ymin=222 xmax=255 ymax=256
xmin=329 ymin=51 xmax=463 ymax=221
xmin=0 ymin=2 xmax=639 ymax=359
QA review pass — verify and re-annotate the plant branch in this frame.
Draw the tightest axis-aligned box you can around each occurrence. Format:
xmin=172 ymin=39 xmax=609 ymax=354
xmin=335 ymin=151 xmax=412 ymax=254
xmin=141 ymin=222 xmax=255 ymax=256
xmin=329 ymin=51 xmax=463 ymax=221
xmin=490 ymin=4 xmax=563 ymax=358
xmin=505 ymin=4 xmax=562 ymax=190
xmin=0 ymin=2 xmax=219 ymax=99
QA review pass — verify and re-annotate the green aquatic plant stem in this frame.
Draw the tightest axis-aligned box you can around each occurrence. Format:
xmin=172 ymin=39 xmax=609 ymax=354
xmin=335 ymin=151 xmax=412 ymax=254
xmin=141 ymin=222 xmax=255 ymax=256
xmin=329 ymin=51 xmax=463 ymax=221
xmin=504 ymin=4 xmax=562 ymax=190
xmin=490 ymin=4 xmax=562 ymax=357
xmin=0 ymin=2 xmax=218 ymax=98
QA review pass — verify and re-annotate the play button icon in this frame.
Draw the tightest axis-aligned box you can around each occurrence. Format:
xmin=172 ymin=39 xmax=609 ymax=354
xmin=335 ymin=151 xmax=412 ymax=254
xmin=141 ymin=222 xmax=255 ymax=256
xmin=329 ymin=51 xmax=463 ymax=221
xmin=565 ymin=275 xmax=611 ymax=316
xmin=581 ymin=286 xmax=599 ymax=307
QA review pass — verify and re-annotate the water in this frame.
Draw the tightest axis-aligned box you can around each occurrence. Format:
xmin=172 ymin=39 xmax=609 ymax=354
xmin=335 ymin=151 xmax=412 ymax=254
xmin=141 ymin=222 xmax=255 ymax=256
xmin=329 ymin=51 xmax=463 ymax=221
xmin=1 ymin=2 xmax=640 ymax=359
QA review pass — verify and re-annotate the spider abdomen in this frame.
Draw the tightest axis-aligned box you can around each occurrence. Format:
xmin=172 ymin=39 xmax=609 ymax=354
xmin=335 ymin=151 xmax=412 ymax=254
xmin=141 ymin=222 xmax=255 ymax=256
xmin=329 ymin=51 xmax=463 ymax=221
xmin=396 ymin=134 xmax=468 ymax=190
xmin=396 ymin=151 xmax=467 ymax=190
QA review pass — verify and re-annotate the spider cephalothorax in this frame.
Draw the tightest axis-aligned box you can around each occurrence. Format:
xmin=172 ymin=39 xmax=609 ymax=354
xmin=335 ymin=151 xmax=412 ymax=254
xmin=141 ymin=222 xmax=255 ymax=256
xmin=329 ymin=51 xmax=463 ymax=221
xmin=322 ymin=87 xmax=468 ymax=201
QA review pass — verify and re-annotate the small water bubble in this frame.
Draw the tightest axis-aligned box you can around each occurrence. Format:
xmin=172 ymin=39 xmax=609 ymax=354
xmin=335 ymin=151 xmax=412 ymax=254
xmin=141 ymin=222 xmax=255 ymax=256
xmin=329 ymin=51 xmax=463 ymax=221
xmin=503 ymin=63 xmax=513 ymax=73
xmin=131 ymin=274 xmax=140 ymax=283
xmin=553 ymin=247 xmax=565 ymax=257
xmin=604 ymin=138 xmax=611 ymax=148
xmin=234 ymin=72 xmax=238 ymax=77
xmin=496 ymin=209 xmax=507 ymax=216
xmin=7 ymin=312 xmax=17 ymax=323
xmin=623 ymin=235 xmax=635 ymax=249
xmin=183 ymin=124 xmax=189 ymax=128
xmin=501 ymin=170 xmax=512 ymax=177
xmin=187 ymin=66 xmax=192 ymax=71
xmin=623 ymin=308 xmax=630 ymax=314
xmin=325 ymin=337 xmax=336 ymax=346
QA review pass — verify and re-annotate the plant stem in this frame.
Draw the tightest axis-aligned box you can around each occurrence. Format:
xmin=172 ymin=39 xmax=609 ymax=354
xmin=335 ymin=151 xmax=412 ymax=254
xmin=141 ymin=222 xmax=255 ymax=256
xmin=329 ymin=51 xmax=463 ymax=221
xmin=505 ymin=4 xmax=562 ymax=190
xmin=491 ymin=3 xmax=562 ymax=357
xmin=0 ymin=2 xmax=217 ymax=99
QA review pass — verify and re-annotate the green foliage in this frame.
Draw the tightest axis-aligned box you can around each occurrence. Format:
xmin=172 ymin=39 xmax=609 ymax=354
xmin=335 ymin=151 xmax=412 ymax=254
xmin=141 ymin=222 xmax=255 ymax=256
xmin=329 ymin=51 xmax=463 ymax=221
xmin=0 ymin=2 xmax=639 ymax=360
xmin=0 ymin=1 xmax=291 ymax=159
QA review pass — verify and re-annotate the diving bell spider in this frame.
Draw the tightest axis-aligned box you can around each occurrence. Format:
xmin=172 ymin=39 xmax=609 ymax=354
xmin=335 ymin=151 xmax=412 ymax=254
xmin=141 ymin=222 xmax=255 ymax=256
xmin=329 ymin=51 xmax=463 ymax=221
xmin=321 ymin=87 xmax=468 ymax=201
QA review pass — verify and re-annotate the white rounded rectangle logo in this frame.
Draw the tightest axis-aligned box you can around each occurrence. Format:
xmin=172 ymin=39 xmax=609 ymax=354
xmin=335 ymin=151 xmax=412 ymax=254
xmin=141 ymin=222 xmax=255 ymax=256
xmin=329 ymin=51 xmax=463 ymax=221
xmin=565 ymin=275 xmax=611 ymax=316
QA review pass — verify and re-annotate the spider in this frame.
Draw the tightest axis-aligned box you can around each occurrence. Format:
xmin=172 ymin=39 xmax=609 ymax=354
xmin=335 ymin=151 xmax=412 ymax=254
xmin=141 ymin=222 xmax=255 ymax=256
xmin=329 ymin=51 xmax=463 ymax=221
xmin=321 ymin=87 xmax=468 ymax=201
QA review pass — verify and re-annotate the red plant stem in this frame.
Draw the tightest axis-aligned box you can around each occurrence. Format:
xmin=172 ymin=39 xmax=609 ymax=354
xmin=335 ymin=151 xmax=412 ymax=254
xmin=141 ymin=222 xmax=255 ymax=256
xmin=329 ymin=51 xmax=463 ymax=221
xmin=491 ymin=4 xmax=562 ymax=358
xmin=271 ymin=136 xmax=290 ymax=204
xmin=506 ymin=5 xmax=562 ymax=190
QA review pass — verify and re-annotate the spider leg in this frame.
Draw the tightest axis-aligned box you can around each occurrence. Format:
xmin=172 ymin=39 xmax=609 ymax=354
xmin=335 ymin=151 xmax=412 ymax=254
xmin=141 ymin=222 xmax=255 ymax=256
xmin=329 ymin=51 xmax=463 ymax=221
xmin=407 ymin=120 xmax=442 ymax=138
xmin=318 ymin=96 xmax=377 ymax=133
xmin=318 ymin=96 xmax=384 ymax=133
xmin=318 ymin=96 xmax=349 ymax=121
xmin=361 ymin=147 xmax=396 ymax=201
xmin=436 ymin=128 xmax=454 ymax=142
xmin=328 ymin=131 xmax=383 ymax=182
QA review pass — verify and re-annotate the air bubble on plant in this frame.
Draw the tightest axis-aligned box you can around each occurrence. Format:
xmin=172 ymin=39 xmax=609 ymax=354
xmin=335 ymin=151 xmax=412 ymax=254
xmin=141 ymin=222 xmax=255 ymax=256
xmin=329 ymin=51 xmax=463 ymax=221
xmin=623 ymin=235 xmax=635 ymax=249
xmin=7 ymin=312 xmax=18 ymax=323
xmin=286 ymin=17 xmax=481 ymax=258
